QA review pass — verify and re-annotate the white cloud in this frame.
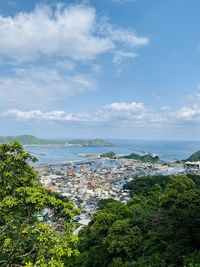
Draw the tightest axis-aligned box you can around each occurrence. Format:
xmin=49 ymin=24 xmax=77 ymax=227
xmin=97 ymin=102 xmax=163 ymax=124
xmin=174 ymin=105 xmax=200 ymax=121
xmin=0 ymin=3 xmax=148 ymax=62
xmin=113 ymin=51 xmax=137 ymax=63
xmin=107 ymin=27 xmax=148 ymax=48
xmin=2 ymin=102 xmax=163 ymax=126
xmin=173 ymin=85 xmax=200 ymax=122
xmin=0 ymin=4 xmax=112 ymax=61
xmin=2 ymin=109 xmax=85 ymax=122
xmin=0 ymin=66 xmax=95 ymax=108
xmin=0 ymin=3 xmax=149 ymax=109
xmin=103 ymin=102 xmax=145 ymax=112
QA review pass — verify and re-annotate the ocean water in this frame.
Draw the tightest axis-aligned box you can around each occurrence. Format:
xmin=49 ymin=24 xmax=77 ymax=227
xmin=25 ymin=139 xmax=200 ymax=165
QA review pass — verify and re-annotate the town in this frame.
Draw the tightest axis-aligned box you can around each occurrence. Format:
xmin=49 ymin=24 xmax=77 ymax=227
xmin=37 ymin=157 xmax=184 ymax=230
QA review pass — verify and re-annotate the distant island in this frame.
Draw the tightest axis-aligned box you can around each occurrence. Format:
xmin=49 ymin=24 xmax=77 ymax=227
xmin=0 ymin=135 xmax=113 ymax=147
xmin=0 ymin=135 xmax=64 ymax=145
xmin=100 ymin=151 xmax=160 ymax=163
xmin=66 ymin=139 xmax=113 ymax=147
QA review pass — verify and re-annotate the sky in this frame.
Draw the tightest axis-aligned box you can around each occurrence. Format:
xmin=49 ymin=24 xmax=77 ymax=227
xmin=1 ymin=0 xmax=200 ymax=140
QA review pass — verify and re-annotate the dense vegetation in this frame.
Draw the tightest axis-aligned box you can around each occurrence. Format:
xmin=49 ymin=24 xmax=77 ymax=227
xmin=124 ymin=174 xmax=200 ymax=197
xmin=123 ymin=175 xmax=171 ymax=197
xmin=122 ymin=152 xmax=160 ymax=163
xmin=2 ymin=142 xmax=200 ymax=267
xmin=185 ymin=150 xmax=200 ymax=162
xmin=0 ymin=142 xmax=78 ymax=266
xmin=70 ymin=174 xmax=200 ymax=267
xmin=0 ymin=135 xmax=113 ymax=147
xmin=100 ymin=151 xmax=116 ymax=159
xmin=67 ymin=139 xmax=113 ymax=147
xmin=100 ymin=151 xmax=160 ymax=163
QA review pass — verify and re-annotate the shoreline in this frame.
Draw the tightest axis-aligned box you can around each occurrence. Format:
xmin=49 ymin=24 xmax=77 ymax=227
xmin=38 ymin=158 xmax=185 ymax=228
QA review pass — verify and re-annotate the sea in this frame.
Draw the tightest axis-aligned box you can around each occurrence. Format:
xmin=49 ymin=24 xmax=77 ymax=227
xmin=25 ymin=139 xmax=200 ymax=165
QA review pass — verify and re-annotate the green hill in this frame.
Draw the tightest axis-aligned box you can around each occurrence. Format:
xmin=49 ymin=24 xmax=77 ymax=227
xmin=100 ymin=151 xmax=116 ymax=159
xmin=0 ymin=136 xmax=113 ymax=146
xmin=185 ymin=150 xmax=200 ymax=162
xmin=100 ymin=151 xmax=160 ymax=163
xmin=122 ymin=152 xmax=160 ymax=163
xmin=0 ymin=135 xmax=64 ymax=145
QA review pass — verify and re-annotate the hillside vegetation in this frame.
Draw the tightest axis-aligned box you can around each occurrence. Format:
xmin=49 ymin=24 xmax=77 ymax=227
xmin=100 ymin=151 xmax=160 ymax=163
xmin=185 ymin=150 xmax=200 ymax=162
xmin=0 ymin=142 xmax=78 ymax=266
xmin=122 ymin=152 xmax=160 ymax=163
xmin=70 ymin=174 xmax=200 ymax=267
xmin=2 ymin=142 xmax=200 ymax=266
xmin=100 ymin=151 xmax=116 ymax=159
xmin=0 ymin=135 xmax=64 ymax=145
xmin=0 ymin=135 xmax=113 ymax=147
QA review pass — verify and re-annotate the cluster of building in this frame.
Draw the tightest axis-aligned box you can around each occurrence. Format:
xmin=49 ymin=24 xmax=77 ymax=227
xmin=184 ymin=161 xmax=200 ymax=172
xmin=36 ymin=158 xmax=183 ymax=229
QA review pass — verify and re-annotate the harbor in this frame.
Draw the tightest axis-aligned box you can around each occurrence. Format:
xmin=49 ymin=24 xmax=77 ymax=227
xmin=37 ymin=158 xmax=184 ymax=229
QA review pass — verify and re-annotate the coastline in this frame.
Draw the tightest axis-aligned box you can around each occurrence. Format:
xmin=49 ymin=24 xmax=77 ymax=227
xmin=38 ymin=158 xmax=185 ymax=230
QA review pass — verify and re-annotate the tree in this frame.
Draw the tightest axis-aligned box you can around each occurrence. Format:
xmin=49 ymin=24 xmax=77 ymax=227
xmin=72 ymin=174 xmax=200 ymax=267
xmin=0 ymin=142 xmax=78 ymax=267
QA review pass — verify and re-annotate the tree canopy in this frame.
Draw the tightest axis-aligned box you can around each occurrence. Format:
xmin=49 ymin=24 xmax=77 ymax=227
xmin=71 ymin=174 xmax=200 ymax=267
xmin=2 ymin=142 xmax=200 ymax=267
xmin=0 ymin=142 xmax=78 ymax=267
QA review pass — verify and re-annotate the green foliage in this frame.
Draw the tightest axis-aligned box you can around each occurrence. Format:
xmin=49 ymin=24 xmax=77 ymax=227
xmin=71 ymin=174 xmax=200 ymax=267
xmin=121 ymin=153 xmax=160 ymax=163
xmin=0 ymin=142 xmax=78 ymax=266
xmin=123 ymin=175 xmax=171 ymax=197
xmin=187 ymin=174 xmax=200 ymax=188
xmin=2 ymin=141 xmax=200 ymax=267
xmin=185 ymin=150 xmax=200 ymax=162
xmin=97 ymin=198 xmax=116 ymax=210
xmin=100 ymin=151 xmax=116 ymax=159
xmin=0 ymin=135 xmax=64 ymax=145
xmin=124 ymin=174 xmax=200 ymax=197
xmin=0 ymin=136 xmax=113 ymax=146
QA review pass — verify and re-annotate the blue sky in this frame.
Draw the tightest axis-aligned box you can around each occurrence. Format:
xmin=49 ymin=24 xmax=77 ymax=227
xmin=1 ymin=0 xmax=200 ymax=140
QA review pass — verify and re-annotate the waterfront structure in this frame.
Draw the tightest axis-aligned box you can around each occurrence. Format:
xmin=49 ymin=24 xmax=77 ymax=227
xmin=38 ymin=158 xmax=183 ymax=230
xmin=185 ymin=161 xmax=200 ymax=169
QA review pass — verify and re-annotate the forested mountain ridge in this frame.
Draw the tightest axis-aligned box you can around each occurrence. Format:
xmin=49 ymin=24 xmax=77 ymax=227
xmin=0 ymin=135 xmax=113 ymax=146
xmin=0 ymin=135 xmax=64 ymax=145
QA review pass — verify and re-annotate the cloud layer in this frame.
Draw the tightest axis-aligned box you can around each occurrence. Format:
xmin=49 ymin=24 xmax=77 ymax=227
xmin=1 ymin=102 xmax=163 ymax=126
xmin=175 ymin=105 xmax=200 ymax=121
xmin=4 ymin=100 xmax=200 ymax=129
xmin=2 ymin=109 xmax=84 ymax=122
xmin=0 ymin=3 xmax=148 ymax=62
xmin=0 ymin=66 xmax=95 ymax=108
xmin=0 ymin=3 xmax=149 ymax=109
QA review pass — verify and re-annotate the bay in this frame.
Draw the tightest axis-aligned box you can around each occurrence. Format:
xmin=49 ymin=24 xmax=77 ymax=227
xmin=25 ymin=139 xmax=200 ymax=165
